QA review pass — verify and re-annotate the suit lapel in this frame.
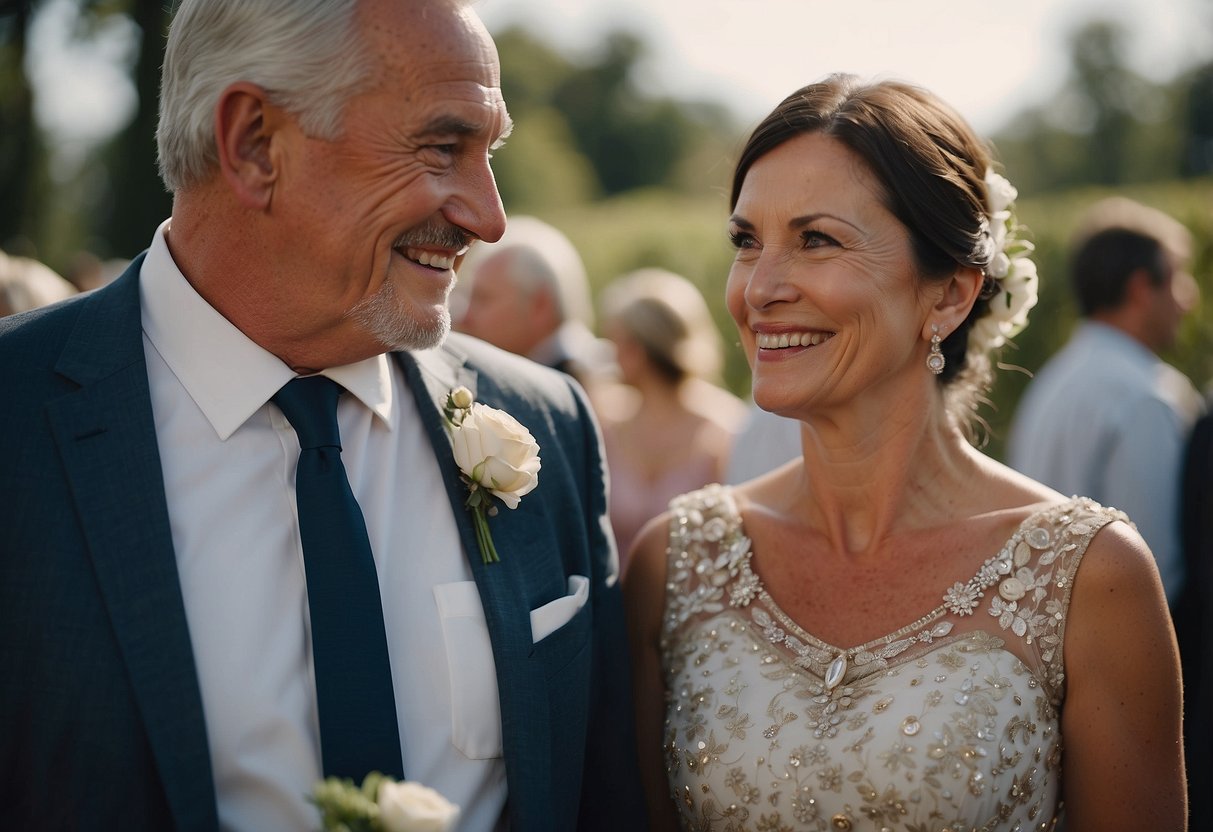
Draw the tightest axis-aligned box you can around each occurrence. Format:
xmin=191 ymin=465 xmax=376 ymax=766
xmin=46 ymin=262 xmax=218 ymax=829
xmin=397 ymin=347 xmax=553 ymax=818
xmin=397 ymin=346 xmax=537 ymax=640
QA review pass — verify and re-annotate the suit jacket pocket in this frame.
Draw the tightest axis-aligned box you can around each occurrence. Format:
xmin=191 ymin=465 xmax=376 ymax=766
xmin=529 ymin=575 xmax=592 ymax=679
xmin=433 ymin=581 xmax=503 ymax=760
xmin=529 ymin=574 xmax=589 ymax=643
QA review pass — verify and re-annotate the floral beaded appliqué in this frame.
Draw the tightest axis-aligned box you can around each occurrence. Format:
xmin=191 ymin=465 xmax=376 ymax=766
xmin=660 ymin=487 xmax=1127 ymax=832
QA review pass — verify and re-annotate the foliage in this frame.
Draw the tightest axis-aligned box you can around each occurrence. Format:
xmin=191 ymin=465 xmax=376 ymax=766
xmin=94 ymin=0 xmax=172 ymax=258
xmin=0 ymin=0 xmax=169 ymax=268
xmin=991 ymin=18 xmax=1209 ymax=195
xmin=490 ymin=106 xmax=600 ymax=212
xmin=0 ymin=2 xmax=43 ymax=252
xmin=493 ymin=25 xmax=743 ymax=204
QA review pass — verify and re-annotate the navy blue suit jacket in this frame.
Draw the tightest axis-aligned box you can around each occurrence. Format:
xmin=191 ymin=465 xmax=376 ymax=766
xmin=0 ymin=257 xmax=645 ymax=831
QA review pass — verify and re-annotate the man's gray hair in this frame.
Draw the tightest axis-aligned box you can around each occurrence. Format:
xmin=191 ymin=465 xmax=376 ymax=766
xmin=157 ymin=0 xmax=372 ymax=192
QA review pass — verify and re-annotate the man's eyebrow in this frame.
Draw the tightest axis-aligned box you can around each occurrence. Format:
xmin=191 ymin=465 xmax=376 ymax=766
xmin=491 ymin=117 xmax=514 ymax=151
xmin=418 ymin=116 xmax=483 ymax=137
xmin=417 ymin=114 xmax=514 ymax=151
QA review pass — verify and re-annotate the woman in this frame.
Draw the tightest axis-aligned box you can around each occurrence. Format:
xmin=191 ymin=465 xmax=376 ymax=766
xmin=598 ymin=268 xmax=746 ymax=568
xmin=625 ymin=75 xmax=1185 ymax=831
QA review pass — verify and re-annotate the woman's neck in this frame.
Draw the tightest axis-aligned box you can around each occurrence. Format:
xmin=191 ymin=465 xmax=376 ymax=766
xmin=785 ymin=386 xmax=983 ymax=559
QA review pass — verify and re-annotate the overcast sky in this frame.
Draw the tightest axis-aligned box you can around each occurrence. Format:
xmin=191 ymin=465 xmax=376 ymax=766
xmin=476 ymin=0 xmax=1212 ymax=133
xmin=27 ymin=0 xmax=1213 ymax=167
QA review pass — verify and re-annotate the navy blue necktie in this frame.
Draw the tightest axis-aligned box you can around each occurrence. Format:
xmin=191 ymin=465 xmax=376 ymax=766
xmin=273 ymin=376 xmax=403 ymax=781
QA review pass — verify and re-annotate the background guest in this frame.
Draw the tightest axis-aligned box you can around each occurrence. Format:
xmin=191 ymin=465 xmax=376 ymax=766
xmin=1179 ymin=401 xmax=1213 ymax=828
xmin=0 ymin=247 xmax=77 ymax=316
xmin=1008 ymin=196 xmax=1205 ymax=606
xmin=596 ymin=267 xmax=745 ymax=568
xmin=456 ymin=214 xmax=614 ymax=391
xmin=724 ymin=402 xmax=802 ymax=484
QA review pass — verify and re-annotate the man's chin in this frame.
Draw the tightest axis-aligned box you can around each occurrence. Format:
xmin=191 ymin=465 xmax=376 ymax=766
xmin=347 ymin=285 xmax=451 ymax=352
xmin=368 ymin=310 xmax=449 ymax=352
xmin=388 ymin=317 xmax=450 ymax=352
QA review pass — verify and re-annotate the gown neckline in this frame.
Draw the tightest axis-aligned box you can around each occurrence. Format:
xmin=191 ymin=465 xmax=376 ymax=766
xmin=721 ymin=488 xmax=1085 ymax=686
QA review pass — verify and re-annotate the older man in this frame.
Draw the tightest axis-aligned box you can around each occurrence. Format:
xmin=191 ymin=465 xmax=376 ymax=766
xmin=0 ymin=1 xmax=643 ymax=830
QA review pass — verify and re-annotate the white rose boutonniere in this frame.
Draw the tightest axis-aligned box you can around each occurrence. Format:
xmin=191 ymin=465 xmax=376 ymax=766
xmin=378 ymin=780 xmax=460 ymax=832
xmin=443 ymin=386 xmax=541 ymax=564
xmin=311 ymin=773 xmax=460 ymax=832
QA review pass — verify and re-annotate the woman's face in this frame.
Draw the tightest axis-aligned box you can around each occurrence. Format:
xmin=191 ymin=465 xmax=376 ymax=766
xmin=726 ymin=132 xmax=937 ymax=419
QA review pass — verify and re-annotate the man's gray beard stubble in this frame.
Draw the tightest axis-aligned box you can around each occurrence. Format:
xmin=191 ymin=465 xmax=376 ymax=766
xmin=346 ymin=276 xmax=451 ymax=352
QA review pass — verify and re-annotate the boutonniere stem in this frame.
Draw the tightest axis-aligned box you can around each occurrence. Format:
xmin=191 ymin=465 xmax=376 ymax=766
xmin=442 ymin=386 xmax=541 ymax=564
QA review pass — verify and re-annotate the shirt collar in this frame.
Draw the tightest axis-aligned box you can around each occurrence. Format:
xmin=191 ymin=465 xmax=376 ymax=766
xmin=140 ymin=219 xmax=395 ymax=440
xmin=1076 ymin=320 xmax=1157 ymax=368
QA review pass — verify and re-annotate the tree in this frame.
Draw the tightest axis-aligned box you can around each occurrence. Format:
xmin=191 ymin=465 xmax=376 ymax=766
xmin=0 ymin=0 xmax=44 ymax=252
xmin=1181 ymin=61 xmax=1213 ymax=176
xmin=992 ymin=18 xmax=1184 ymax=195
xmin=1067 ymin=20 xmax=1148 ymax=184
xmin=493 ymin=25 xmax=741 ymax=208
xmin=94 ymin=0 xmax=171 ymax=259
xmin=1 ymin=0 xmax=170 ymax=264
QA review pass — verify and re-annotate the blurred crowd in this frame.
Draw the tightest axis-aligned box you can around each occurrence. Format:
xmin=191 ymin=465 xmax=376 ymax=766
xmin=0 ymin=247 xmax=126 ymax=317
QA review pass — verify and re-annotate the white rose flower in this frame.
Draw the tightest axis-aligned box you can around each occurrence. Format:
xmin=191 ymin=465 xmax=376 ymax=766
xmin=987 ymin=251 xmax=1011 ymax=279
xmin=378 ymin=780 xmax=460 ymax=832
xmin=985 ymin=171 xmax=1018 ymax=214
xmin=969 ymin=315 xmax=1006 ymax=351
xmin=449 ymin=402 xmax=541 ymax=509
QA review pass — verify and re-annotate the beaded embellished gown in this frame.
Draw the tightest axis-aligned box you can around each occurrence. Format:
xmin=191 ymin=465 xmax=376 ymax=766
xmin=660 ymin=485 xmax=1126 ymax=832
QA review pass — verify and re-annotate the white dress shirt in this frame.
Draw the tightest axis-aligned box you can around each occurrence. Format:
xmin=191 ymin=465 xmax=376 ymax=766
xmin=1008 ymin=321 xmax=1205 ymax=603
xmin=139 ymin=221 xmax=506 ymax=831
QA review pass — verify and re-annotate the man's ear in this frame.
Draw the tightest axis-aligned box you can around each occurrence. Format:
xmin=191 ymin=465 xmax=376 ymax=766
xmin=213 ymin=82 xmax=285 ymax=210
xmin=531 ymin=283 xmax=559 ymax=323
xmin=1124 ymin=267 xmax=1159 ymax=307
xmin=923 ymin=265 xmax=984 ymax=339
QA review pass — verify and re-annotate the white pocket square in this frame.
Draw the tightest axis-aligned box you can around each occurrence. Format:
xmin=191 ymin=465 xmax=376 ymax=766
xmin=529 ymin=574 xmax=589 ymax=643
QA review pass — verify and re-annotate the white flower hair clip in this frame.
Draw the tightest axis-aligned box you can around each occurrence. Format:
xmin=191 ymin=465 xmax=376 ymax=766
xmin=969 ymin=170 xmax=1039 ymax=355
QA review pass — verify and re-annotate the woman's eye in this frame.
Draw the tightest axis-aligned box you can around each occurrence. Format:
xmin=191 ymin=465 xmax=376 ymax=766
xmin=729 ymin=230 xmax=757 ymax=250
xmin=803 ymin=230 xmax=836 ymax=248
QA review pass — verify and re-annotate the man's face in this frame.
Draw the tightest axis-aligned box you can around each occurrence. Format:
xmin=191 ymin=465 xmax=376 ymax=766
xmin=273 ymin=0 xmax=511 ymax=367
xmin=1147 ymin=255 xmax=1199 ymax=352
xmin=457 ymin=250 xmax=547 ymax=357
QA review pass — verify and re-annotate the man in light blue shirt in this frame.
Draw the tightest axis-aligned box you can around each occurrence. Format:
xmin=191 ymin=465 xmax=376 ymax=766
xmin=1008 ymin=198 xmax=1204 ymax=605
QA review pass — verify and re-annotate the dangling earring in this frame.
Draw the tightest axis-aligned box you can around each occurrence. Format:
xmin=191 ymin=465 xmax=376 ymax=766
xmin=926 ymin=325 xmax=945 ymax=375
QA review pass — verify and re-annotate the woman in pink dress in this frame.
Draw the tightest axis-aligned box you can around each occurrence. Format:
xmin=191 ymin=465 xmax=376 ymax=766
xmin=597 ymin=268 xmax=746 ymax=571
